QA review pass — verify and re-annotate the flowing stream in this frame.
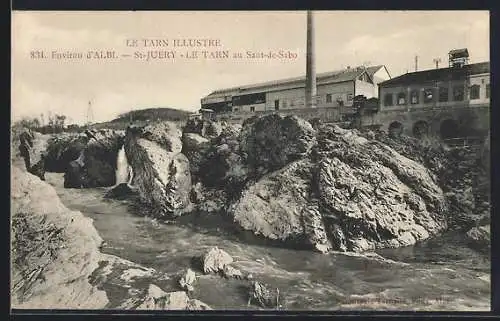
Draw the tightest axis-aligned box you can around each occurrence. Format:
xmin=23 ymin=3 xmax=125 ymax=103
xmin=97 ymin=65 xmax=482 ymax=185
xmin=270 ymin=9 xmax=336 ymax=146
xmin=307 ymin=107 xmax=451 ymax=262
xmin=115 ymin=145 xmax=131 ymax=186
xmin=45 ymin=171 xmax=490 ymax=311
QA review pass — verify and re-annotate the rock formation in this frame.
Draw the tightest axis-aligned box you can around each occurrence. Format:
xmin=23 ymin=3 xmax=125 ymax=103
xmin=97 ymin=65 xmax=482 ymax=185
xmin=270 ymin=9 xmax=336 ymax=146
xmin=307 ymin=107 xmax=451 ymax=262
xmin=44 ymin=133 xmax=89 ymax=173
xmin=239 ymin=115 xmax=317 ymax=178
xmin=136 ymin=284 xmax=211 ymax=310
xmin=11 ymin=166 xmax=108 ymax=308
xmin=16 ymin=129 xmax=48 ymax=180
xmin=248 ymin=281 xmax=280 ymax=309
xmin=63 ymin=129 xmax=124 ymax=188
xmin=124 ymin=122 xmax=192 ymax=218
xmin=466 ymin=225 xmax=490 ymax=249
xmin=227 ymin=119 xmax=448 ymax=252
xmin=201 ymin=247 xmax=233 ymax=274
xmin=178 ymin=268 xmax=196 ymax=292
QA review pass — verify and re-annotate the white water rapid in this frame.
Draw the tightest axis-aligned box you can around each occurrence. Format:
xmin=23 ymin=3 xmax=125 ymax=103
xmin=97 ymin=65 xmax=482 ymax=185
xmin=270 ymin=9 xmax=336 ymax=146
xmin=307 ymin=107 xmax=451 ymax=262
xmin=115 ymin=145 xmax=132 ymax=185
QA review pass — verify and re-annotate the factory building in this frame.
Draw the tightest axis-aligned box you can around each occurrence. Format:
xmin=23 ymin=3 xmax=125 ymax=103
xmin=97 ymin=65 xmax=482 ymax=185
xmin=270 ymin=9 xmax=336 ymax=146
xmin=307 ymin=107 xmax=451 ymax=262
xmin=200 ymin=65 xmax=391 ymax=114
xmin=378 ymin=49 xmax=490 ymax=112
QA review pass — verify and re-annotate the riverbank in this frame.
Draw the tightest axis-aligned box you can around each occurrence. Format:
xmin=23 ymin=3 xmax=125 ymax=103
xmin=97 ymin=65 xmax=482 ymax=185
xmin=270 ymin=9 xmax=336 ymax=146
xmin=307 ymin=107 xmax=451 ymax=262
xmin=11 ymin=166 xmax=109 ymax=308
xmin=42 ymin=170 xmax=490 ymax=311
xmin=11 ymin=166 xmax=212 ymax=310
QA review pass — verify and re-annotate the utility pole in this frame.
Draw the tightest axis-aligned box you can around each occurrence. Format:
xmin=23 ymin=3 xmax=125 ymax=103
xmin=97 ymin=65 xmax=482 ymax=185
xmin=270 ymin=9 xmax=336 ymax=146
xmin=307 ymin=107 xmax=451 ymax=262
xmin=305 ymin=10 xmax=317 ymax=109
xmin=433 ymin=57 xmax=442 ymax=69
xmin=86 ymin=100 xmax=94 ymax=127
xmin=414 ymin=55 xmax=418 ymax=72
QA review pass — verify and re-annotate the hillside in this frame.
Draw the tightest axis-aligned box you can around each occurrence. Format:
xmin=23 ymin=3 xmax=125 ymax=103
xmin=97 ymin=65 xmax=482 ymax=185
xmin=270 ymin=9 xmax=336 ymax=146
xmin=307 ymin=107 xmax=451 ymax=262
xmin=87 ymin=107 xmax=192 ymax=131
xmin=112 ymin=107 xmax=192 ymax=123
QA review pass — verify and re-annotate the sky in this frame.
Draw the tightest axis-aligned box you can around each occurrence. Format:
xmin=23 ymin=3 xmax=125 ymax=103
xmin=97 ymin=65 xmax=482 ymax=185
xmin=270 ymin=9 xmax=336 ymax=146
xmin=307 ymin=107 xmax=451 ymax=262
xmin=11 ymin=11 xmax=490 ymax=125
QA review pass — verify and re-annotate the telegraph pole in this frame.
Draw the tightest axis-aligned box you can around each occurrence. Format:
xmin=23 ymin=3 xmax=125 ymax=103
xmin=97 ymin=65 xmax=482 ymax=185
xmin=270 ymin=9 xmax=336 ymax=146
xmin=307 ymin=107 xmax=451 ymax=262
xmin=305 ymin=10 xmax=317 ymax=109
xmin=86 ymin=100 xmax=94 ymax=127
xmin=433 ymin=57 xmax=442 ymax=69
xmin=414 ymin=55 xmax=418 ymax=72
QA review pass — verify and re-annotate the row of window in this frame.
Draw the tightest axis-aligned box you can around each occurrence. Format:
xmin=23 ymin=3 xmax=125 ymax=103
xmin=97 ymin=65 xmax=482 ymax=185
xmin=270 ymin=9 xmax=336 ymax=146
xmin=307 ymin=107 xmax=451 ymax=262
xmin=232 ymin=92 xmax=357 ymax=112
xmin=384 ymin=84 xmax=490 ymax=106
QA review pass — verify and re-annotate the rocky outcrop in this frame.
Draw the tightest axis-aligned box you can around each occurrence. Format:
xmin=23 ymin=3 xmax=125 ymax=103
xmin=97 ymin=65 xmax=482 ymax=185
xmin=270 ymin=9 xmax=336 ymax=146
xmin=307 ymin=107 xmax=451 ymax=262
xmin=181 ymin=133 xmax=210 ymax=180
xmin=124 ymin=122 xmax=192 ymax=218
xmin=44 ymin=133 xmax=89 ymax=173
xmin=228 ymin=121 xmax=448 ymax=253
xmin=11 ymin=166 xmax=108 ymax=309
xmin=11 ymin=165 xmax=212 ymax=309
xmin=315 ymin=126 xmax=447 ymax=252
xmin=360 ymin=128 xmax=490 ymax=231
xmin=229 ymin=160 xmax=329 ymax=251
xmin=183 ymin=118 xmax=222 ymax=138
xmin=239 ymin=115 xmax=317 ymax=177
xmin=15 ymin=129 xmax=49 ymax=180
xmin=63 ymin=129 xmax=124 ymax=188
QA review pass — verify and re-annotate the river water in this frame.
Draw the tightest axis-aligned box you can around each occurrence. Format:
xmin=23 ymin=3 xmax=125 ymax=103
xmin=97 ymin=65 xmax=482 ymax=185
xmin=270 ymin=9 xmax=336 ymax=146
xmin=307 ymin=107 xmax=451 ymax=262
xmin=46 ymin=173 xmax=490 ymax=311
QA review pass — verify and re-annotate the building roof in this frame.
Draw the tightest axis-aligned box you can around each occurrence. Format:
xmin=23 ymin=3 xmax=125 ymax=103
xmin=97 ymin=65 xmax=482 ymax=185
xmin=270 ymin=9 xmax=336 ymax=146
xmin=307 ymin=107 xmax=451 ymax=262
xmin=379 ymin=62 xmax=489 ymax=87
xmin=204 ymin=65 xmax=386 ymax=99
xmin=449 ymin=48 xmax=469 ymax=58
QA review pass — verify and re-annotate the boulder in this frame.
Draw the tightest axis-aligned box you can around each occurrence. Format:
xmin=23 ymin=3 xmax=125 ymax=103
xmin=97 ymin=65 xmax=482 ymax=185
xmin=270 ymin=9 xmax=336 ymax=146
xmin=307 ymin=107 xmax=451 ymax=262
xmin=178 ymin=268 xmax=196 ymax=292
xmin=466 ymin=225 xmax=490 ymax=249
xmin=239 ymin=114 xmax=317 ymax=177
xmin=183 ymin=119 xmax=222 ymax=138
xmin=181 ymin=133 xmax=210 ymax=179
xmin=190 ymin=126 xmax=248 ymax=200
xmin=62 ymin=129 xmax=124 ymax=188
xmin=229 ymin=159 xmax=330 ymax=250
xmin=45 ymin=133 xmax=89 ymax=173
xmin=104 ymin=183 xmax=139 ymax=200
xmin=138 ymin=122 xmax=183 ymax=153
xmin=137 ymin=284 xmax=211 ymax=310
xmin=248 ymin=281 xmax=280 ymax=309
xmin=228 ymin=124 xmax=449 ymax=253
xmin=125 ymin=122 xmax=192 ymax=218
xmin=201 ymin=247 xmax=233 ymax=274
xmin=222 ymin=265 xmax=244 ymax=279
xmin=315 ymin=125 xmax=447 ymax=252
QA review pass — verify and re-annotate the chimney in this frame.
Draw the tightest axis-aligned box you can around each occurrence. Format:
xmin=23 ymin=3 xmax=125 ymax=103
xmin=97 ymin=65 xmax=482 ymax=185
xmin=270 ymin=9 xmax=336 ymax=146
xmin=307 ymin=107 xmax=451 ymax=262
xmin=305 ymin=10 xmax=317 ymax=109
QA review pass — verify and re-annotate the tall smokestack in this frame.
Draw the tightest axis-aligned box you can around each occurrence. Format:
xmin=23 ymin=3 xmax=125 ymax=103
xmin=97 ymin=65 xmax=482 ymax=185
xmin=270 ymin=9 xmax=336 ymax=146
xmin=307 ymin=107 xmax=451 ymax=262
xmin=305 ymin=10 xmax=317 ymax=108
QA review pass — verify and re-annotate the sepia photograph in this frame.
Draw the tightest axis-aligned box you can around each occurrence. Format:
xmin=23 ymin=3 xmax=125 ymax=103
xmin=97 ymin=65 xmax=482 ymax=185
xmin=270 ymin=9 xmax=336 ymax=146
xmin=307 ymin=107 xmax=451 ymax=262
xmin=10 ymin=10 xmax=490 ymax=312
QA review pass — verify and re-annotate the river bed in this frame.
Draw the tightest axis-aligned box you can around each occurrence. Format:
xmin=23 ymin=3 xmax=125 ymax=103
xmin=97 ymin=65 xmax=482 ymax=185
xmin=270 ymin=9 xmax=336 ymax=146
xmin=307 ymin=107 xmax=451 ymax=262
xmin=46 ymin=172 xmax=490 ymax=311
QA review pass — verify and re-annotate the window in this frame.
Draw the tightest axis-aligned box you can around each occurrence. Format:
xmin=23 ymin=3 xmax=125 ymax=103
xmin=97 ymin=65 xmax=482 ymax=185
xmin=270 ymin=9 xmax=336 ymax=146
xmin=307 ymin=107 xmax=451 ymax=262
xmin=397 ymin=92 xmax=406 ymax=105
xmin=439 ymin=86 xmax=449 ymax=102
xmin=250 ymin=106 xmax=255 ymax=112
xmin=486 ymin=84 xmax=490 ymax=99
xmin=326 ymin=94 xmax=332 ymax=103
xmin=453 ymin=85 xmax=464 ymax=101
xmin=423 ymin=88 xmax=434 ymax=103
xmin=384 ymin=93 xmax=393 ymax=106
xmin=274 ymin=99 xmax=280 ymax=110
xmin=233 ymin=107 xmax=239 ymax=112
xmin=470 ymin=84 xmax=480 ymax=100
xmin=337 ymin=96 xmax=344 ymax=107
xmin=347 ymin=94 xmax=353 ymax=102
xmin=410 ymin=90 xmax=419 ymax=104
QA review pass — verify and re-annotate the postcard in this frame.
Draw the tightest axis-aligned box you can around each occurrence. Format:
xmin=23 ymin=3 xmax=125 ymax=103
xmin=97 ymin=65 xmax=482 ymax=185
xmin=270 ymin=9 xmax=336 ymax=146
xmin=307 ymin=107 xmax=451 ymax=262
xmin=10 ymin=10 xmax=491 ymax=312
